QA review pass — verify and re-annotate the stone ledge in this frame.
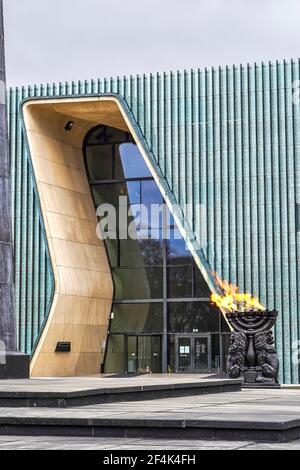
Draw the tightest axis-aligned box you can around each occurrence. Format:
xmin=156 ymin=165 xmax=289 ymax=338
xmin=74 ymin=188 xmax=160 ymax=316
xmin=0 ymin=415 xmax=299 ymax=443
xmin=0 ymin=378 xmax=242 ymax=408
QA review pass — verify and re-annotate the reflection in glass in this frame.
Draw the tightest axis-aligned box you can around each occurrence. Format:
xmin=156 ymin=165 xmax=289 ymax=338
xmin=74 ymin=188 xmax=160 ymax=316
xmin=110 ymin=303 xmax=163 ymax=333
xmin=168 ymin=335 xmax=176 ymax=373
xmin=167 ymin=229 xmax=191 ymax=265
xmin=169 ymin=302 xmax=220 ymax=333
xmin=104 ymin=335 xmax=125 ymax=373
xmin=92 ymin=183 xmax=127 ymax=208
xmin=113 ymin=267 xmax=163 ymax=299
xmin=222 ymin=334 xmax=231 ymax=372
xmin=138 ymin=336 xmax=162 ymax=373
xmin=116 ymin=143 xmax=152 ymax=179
xmin=211 ymin=334 xmax=221 ymax=373
xmin=127 ymin=336 xmax=137 ymax=373
xmin=88 ymin=125 xmax=129 ymax=145
xmin=120 ymin=232 xmax=163 ymax=267
xmin=126 ymin=181 xmax=141 ymax=205
xmin=84 ymin=124 xmax=226 ymax=375
xmin=141 ymin=180 xmax=163 ymax=206
xmin=105 ymin=238 xmax=118 ymax=268
xmin=128 ymin=204 xmax=150 ymax=230
xmin=86 ymin=145 xmax=112 ymax=180
xmin=194 ymin=263 xmax=211 ymax=297
xmin=167 ymin=265 xmax=193 ymax=298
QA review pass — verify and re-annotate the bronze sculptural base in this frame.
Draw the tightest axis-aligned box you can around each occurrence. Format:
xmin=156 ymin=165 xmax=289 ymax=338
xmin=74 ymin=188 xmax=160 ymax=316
xmin=226 ymin=310 xmax=280 ymax=387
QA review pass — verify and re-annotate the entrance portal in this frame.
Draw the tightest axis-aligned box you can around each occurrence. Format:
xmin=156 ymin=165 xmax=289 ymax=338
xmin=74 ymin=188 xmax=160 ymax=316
xmin=175 ymin=334 xmax=212 ymax=373
xmin=84 ymin=124 xmax=231 ymax=375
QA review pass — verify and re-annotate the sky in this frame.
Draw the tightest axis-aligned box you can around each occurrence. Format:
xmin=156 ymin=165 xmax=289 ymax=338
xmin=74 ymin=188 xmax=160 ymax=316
xmin=3 ymin=0 xmax=300 ymax=87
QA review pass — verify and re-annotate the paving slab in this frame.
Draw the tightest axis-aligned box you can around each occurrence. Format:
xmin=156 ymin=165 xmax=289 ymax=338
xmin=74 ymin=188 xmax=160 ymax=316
xmin=0 ymin=435 xmax=299 ymax=450
xmin=0 ymin=374 xmax=241 ymax=407
xmin=0 ymin=389 xmax=299 ymax=442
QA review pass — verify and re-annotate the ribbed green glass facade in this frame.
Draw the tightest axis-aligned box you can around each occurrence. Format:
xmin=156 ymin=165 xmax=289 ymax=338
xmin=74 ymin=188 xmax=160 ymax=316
xmin=8 ymin=59 xmax=300 ymax=384
xmin=8 ymin=88 xmax=54 ymax=358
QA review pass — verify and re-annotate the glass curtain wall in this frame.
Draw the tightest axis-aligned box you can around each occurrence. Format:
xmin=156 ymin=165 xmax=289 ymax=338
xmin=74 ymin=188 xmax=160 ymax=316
xmin=83 ymin=125 xmax=230 ymax=374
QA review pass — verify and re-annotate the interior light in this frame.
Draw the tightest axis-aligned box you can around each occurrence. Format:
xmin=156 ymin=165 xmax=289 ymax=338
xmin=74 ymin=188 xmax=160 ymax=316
xmin=64 ymin=120 xmax=74 ymax=131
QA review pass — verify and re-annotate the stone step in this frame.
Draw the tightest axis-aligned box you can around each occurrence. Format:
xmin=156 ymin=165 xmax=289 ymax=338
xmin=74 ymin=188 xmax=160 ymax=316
xmin=0 ymin=385 xmax=299 ymax=443
xmin=0 ymin=378 xmax=242 ymax=408
xmin=0 ymin=412 xmax=299 ymax=443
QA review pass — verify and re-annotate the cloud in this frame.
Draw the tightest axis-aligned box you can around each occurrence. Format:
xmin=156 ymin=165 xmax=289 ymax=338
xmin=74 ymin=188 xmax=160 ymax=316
xmin=4 ymin=0 xmax=300 ymax=87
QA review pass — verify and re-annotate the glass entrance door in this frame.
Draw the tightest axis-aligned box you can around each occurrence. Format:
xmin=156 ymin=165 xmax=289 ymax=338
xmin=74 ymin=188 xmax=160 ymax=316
xmin=126 ymin=336 xmax=162 ymax=374
xmin=138 ymin=336 xmax=162 ymax=373
xmin=177 ymin=337 xmax=193 ymax=372
xmin=127 ymin=336 xmax=137 ymax=374
xmin=194 ymin=336 xmax=210 ymax=372
xmin=175 ymin=334 xmax=212 ymax=373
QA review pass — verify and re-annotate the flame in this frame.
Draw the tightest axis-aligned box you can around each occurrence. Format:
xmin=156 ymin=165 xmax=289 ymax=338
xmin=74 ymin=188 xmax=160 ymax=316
xmin=211 ymin=272 xmax=265 ymax=313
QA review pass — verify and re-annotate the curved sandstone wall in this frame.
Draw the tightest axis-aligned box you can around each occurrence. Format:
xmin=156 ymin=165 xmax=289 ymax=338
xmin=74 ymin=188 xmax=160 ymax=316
xmin=22 ymin=98 xmax=131 ymax=376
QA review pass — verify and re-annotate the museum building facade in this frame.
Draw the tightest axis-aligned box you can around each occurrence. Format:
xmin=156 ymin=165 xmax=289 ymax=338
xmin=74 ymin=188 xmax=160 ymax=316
xmin=7 ymin=59 xmax=300 ymax=383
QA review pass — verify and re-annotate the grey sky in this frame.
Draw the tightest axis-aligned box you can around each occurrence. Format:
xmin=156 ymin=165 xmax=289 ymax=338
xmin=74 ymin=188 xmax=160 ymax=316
xmin=4 ymin=0 xmax=300 ymax=87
